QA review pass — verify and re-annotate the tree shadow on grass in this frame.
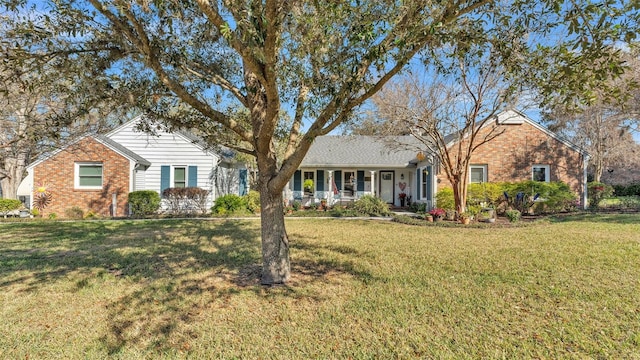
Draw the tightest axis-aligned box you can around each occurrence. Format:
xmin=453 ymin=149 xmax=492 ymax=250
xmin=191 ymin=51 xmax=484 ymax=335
xmin=0 ymin=219 xmax=374 ymax=355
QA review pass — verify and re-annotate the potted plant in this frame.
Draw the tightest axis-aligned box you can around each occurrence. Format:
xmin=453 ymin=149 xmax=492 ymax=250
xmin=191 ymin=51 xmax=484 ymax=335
xmin=459 ymin=212 xmax=471 ymax=224
xmin=424 ymin=213 xmax=433 ymax=222
xmin=398 ymin=192 xmax=407 ymax=207
xmin=429 ymin=208 xmax=446 ymax=221
xmin=320 ymin=198 xmax=328 ymax=211
xmin=303 ymin=179 xmax=314 ymax=195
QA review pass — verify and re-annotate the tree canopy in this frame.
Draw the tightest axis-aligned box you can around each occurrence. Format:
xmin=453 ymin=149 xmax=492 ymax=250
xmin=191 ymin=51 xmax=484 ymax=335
xmin=2 ymin=0 xmax=639 ymax=283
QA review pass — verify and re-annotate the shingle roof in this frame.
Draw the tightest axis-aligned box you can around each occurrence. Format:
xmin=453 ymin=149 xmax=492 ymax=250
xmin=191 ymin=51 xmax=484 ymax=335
xmin=300 ymin=136 xmax=424 ymax=168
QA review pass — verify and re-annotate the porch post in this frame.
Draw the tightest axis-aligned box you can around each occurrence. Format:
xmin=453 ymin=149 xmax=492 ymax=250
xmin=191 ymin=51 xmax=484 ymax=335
xmin=370 ymin=171 xmax=376 ymax=197
xmin=328 ymin=170 xmax=334 ymax=205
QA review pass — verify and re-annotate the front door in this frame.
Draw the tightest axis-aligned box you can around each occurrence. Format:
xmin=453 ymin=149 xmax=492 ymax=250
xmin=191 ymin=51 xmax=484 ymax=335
xmin=379 ymin=171 xmax=394 ymax=204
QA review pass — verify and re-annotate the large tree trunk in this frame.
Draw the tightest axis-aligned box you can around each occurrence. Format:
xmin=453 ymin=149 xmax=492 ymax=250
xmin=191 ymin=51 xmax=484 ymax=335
xmin=257 ymin=175 xmax=290 ymax=285
xmin=452 ymin=177 xmax=468 ymax=216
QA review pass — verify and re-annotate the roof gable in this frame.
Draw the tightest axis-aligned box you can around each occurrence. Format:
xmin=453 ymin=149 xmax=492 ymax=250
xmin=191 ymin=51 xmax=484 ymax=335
xmin=27 ymin=134 xmax=150 ymax=170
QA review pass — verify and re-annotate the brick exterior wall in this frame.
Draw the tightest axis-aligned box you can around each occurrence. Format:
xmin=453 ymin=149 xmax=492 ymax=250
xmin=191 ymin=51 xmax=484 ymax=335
xmin=33 ymin=137 xmax=131 ymax=218
xmin=437 ymin=120 xmax=585 ymax=199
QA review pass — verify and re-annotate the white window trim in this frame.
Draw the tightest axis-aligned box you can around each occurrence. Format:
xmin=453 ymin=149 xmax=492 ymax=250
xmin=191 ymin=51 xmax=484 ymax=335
xmin=303 ymin=170 xmax=315 ymax=195
xmin=173 ymin=165 xmax=187 ymax=188
xmin=343 ymin=169 xmax=357 ymax=197
xmin=532 ymin=164 xmax=550 ymax=182
xmin=469 ymin=164 xmax=488 ymax=183
xmin=74 ymin=162 xmax=103 ymax=190
xmin=420 ymin=167 xmax=429 ymax=200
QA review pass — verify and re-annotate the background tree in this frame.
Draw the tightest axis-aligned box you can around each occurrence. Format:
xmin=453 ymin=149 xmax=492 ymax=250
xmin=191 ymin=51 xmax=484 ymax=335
xmin=358 ymin=43 xmax=519 ymax=215
xmin=543 ymin=48 xmax=640 ymax=183
xmin=2 ymin=0 xmax=638 ymax=284
xmin=0 ymin=58 xmax=121 ymax=200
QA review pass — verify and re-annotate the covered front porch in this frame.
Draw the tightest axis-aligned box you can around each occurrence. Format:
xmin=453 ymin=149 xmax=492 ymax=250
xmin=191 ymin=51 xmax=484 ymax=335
xmin=287 ymin=168 xmax=418 ymax=208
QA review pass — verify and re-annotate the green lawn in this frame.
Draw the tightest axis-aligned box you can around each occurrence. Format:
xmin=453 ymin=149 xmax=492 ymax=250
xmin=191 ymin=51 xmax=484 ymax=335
xmin=1 ymin=215 xmax=640 ymax=359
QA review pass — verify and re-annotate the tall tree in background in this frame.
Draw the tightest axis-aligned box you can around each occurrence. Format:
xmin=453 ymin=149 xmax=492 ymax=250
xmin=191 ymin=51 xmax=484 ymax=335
xmin=357 ymin=43 xmax=518 ymax=215
xmin=0 ymin=57 xmax=120 ymax=199
xmin=2 ymin=0 xmax=638 ymax=284
xmin=544 ymin=48 xmax=640 ymax=182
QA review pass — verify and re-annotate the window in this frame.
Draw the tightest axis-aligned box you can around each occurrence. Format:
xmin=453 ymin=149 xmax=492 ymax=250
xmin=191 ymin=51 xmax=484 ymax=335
xmin=421 ymin=168 xmax=428 ymax=200
xmin=532 ymin=165 xmax=550 ymax=182
xmin=469 ymin=165 xmax=487 ymax=183
xmin=303 ymin=171 xmax=314 ymax=195
xmin=174 ymin=167 xmax=186 ymax=188
xmin=75 ymin=162 xmax=103 ymax=189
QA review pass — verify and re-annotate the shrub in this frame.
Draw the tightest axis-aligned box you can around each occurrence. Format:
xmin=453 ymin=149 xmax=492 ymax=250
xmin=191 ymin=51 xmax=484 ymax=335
xmin=505 ymin=209 xmax=521 ymax=222
xmin=48 ymin=213 xmax=57 ymax=219
xmin=0 ymin=199 xmax=23 ymax=216
xmin=467 ymin=182 xmax=503 ymax=208
xmin=349 ymin=195 xmax=391 ymax=217
xmin=128 ymin=190 xmax=161 ymax=217
xmin=503 ymin=181 xmax=576 ymax=214
xmin=64 ymin=206 xmax=84 ymax=219
xmin=613 ymin=183 xmax=640 ymax=197
xmin=211 ymin=194 xmax=246 ymax=215
xmin=291 ymin=200 xmax=301 ymax=211
xmin=434 ymin=187 xmax=455 ymax=210
xmin=409 ymin=202 xmax=427 ymax=213
xmin=163 ymin=187 xmax=210 ymax=214
xmin=244 ymin=190 xmax=261 ymax=213
xmin=84 ymin=210 xmax=99 ymax=219
xmin=588 ymin=181 xmax=614 ymax=209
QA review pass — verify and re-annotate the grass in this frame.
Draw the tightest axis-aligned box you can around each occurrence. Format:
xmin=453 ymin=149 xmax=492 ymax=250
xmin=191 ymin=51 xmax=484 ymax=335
xmin=1 ymin=214 xmax=640 ymax=358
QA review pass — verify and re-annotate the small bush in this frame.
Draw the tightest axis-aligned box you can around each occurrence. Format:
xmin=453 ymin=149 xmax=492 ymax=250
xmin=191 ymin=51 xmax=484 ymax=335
xmin=409 ymin=202 xmax=427 ymax=213
xmin=349 ymin=195 xmax=391 ymax=217
xmin=64 ymin=206 xmax=84 ymax=219
xmin=467 ymin=182 xmax=503 ymax=208
xmin=212 ymin=194 xmax=246 ymax=215
xmin=588 ymin=181 xmax=614 ymax=209
xmin=434 ymin=188 xmax=455 ymax=211
xmin=503 ymin=181 xmax=576 ymax=214
xmin=84 ymin=210 xmax=99 ymax=219
xmin=128 ymin=190 xmax=161 ymax=217
xmin=163 ymin=187 xmax=210 ymax=214
xmin=291 ymin=200 xmax=301 ymax=211
xmin=0 ymin=199 xmax=22 ymax=216
xmin=244 ymin=190 xmax=261 ymax=213
xmin=505 ymin=209 xmax=521 ymax=222
xmin=613 ymin=183 xmax=640 ymax=197
xmin=48 ymin=213 xmax=57 ymax=219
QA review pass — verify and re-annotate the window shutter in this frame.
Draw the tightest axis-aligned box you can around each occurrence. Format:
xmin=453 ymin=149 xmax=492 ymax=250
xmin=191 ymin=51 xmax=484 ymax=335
xmin=239 ymin=169 xmax=247 ymax=195
xmin=316 ymin=170 xmax=325 ymax=191
xmin=426 ymin=165 xmax=433 ymax=200
xmin=335 ymin=170 xmax=342 ymax=191
xmin=293 ymin=170 xmax=301 ymax=191
xmin=188 ymin=166 xmax=198 ymax=187
xmin=357 ymin=170 xmax=365 ymax=191
xmin=160 ymin=165 xmax=170 ymax=194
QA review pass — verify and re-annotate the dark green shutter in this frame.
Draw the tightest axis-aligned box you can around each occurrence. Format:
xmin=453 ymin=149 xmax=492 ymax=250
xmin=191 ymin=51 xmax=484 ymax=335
xmin=417 ymin=168 xmax=421 ymax=199
xmin=357 ymin=170 xmax=365 ymax=192
xmin=316 ymin=170 xmax=325 ymax=191
xmin=160 ymin=165 xmax=170 ymax=194
xmin=188 ymin=166 xmax=198 ymax=187
xmin=335 ymin=170 xmax=342 ymax=191
xmin=293 ymin=170 xmax=302 ymax=191
xmin=239 ymin=169 xmax=247 ymax=195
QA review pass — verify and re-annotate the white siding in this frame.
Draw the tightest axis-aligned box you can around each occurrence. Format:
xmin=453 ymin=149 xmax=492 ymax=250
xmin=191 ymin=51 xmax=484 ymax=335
xmin=134 ymin=168 xmax=146 ymax=191
xmin=107 ymin=120 xmax=219 ymax=207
